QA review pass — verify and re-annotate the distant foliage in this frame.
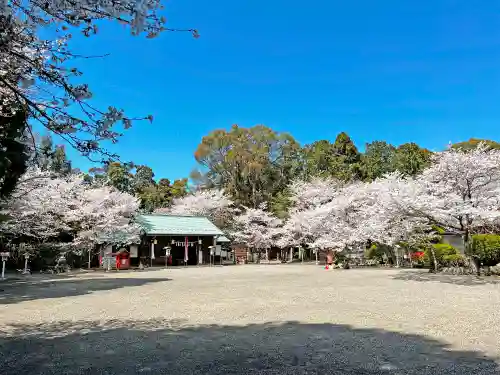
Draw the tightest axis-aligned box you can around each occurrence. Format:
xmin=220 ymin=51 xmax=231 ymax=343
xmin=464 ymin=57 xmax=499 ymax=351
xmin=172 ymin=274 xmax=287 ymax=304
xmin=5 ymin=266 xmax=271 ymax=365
xmin=193 ymin=124 xmax=302 ymax=208
xmin=451 ymin=138 xmax=500 ymax=152
xmin=86 ymin=162 xmax=188 ymax=212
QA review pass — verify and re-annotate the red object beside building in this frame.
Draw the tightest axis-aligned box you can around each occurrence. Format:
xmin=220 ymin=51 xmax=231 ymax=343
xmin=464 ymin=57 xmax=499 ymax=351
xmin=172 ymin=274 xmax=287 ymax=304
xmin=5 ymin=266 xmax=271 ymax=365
xmin=411 ymin=251 xmax=425 ymax=260
xmin=115 ymin=251 xmax=130 ymax=270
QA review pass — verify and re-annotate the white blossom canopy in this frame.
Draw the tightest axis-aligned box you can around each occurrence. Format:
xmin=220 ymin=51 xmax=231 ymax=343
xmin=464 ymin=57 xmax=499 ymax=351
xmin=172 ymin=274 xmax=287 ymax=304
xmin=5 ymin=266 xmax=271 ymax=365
xmin=232 ymin=204 xmax=282 ymax=250
xmin=1 ymin=168 xmax=141 ymax=246
xmin=155 ymin=189 xmax=237 ymax=231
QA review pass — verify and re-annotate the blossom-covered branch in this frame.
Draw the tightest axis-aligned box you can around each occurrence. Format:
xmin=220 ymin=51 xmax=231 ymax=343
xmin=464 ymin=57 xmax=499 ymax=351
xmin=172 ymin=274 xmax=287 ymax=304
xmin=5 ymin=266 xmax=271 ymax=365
xmin=0 ymin=0 xmax=197 ymax=160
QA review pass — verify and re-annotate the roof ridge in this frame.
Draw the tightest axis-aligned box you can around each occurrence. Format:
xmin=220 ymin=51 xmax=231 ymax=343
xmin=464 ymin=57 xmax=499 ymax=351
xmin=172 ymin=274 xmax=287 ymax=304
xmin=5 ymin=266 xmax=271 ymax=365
xmin=139 ymin=214 xmax=209 ymax=219
xmin=136 ymin=213 xmax=224 ymax=236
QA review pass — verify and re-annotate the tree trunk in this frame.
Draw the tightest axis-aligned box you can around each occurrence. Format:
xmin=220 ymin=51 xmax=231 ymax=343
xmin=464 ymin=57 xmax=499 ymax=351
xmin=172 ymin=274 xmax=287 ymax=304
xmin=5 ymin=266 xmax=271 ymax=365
xmin=470 ymin=257 xmax=480 ymax=276
xmin=430 ymin=246 xmax=438 ymax=272
xmin=463 ymin=229 xmax=480 ymax=276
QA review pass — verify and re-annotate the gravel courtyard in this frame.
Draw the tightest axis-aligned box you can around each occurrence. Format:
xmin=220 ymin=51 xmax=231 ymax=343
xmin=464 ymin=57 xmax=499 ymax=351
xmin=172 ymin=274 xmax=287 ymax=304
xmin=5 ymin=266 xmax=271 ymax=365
xmin=1 ymin=265 xmax=500 ymax=374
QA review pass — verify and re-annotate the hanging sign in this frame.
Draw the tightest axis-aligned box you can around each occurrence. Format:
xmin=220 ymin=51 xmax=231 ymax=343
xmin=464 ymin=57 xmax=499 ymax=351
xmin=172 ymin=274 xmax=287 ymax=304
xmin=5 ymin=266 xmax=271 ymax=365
xmin=174 ymin=241 xmax=197 ymax=247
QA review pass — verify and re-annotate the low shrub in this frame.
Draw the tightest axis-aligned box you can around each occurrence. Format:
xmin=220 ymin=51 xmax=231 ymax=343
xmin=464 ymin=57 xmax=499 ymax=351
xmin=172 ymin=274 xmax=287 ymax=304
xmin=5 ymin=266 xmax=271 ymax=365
xmin=469 ymin=234 xmax=500 ymax=267
xmin=365 ymin=244 xmax=382 ymax=262
xmin=442 ymin=253 xmax=466 ymax=267
xmin=424 ymin=243 xmax=462 ymax=268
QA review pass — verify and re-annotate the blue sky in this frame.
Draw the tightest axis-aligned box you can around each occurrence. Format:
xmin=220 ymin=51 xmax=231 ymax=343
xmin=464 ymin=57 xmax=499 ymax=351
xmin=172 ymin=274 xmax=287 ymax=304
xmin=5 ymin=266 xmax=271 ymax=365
xmin=52 ymin=0 xmax=500 ymax=180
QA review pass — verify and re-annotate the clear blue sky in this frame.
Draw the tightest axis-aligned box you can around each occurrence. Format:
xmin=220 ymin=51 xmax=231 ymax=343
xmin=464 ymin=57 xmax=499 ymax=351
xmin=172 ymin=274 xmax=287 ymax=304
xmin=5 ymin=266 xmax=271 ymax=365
xmin=55 ymin=0 xmax=500 ymax=180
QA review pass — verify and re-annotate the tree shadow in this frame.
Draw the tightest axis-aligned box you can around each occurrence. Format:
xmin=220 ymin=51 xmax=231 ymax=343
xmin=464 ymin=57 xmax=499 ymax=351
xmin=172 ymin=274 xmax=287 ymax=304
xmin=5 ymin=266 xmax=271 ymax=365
xmin=0 ymin=319 xmax=498 ymax=374
xmin=0 ymin=277 xmax=170 ymax=304
xmin=392 ymin=270 xmax=500 ymax=286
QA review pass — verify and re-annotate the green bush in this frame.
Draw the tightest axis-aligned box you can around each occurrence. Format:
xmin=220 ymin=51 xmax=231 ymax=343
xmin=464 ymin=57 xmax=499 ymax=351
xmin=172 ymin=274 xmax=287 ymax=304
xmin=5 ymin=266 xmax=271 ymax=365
xmin=424 ymin=243 xmax=462 ymax=268
xmin=365 ymin=243 xmax=394 ymax=264
xmin=442 ymin=253 xmax=466 ymax=267
xmin=365 ymin=244 xmax=382 ymax=260
xmin=469 ymin=234 xmax=500 ymax=267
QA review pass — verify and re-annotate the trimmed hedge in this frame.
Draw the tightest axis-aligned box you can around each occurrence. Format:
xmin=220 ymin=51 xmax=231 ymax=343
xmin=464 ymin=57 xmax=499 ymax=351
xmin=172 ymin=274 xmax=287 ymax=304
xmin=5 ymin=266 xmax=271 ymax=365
xmin=469 ymin=234 xmax=500 ymax=267
xmin=424 ymin=243 xmax=464 ymax=268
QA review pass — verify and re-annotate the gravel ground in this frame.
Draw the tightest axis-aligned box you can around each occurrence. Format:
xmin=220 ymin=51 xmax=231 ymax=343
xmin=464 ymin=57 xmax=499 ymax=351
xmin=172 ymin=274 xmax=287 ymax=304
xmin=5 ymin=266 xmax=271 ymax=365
xmin=1 ymin=265 xmax=500 ymax=374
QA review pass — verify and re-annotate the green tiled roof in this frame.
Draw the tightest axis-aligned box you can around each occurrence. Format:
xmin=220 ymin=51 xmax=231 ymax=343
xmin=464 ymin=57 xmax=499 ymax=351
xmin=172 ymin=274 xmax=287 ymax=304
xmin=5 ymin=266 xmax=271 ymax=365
xmin=217 ymin=235 xmax=231 ymax=243
xmin=136 ymin=214 xmax=224 ymax=236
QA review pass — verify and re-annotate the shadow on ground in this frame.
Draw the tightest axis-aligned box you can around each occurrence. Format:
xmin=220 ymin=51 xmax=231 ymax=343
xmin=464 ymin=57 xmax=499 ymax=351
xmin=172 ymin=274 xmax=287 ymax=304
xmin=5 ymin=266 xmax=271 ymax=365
xmin=0 ymin=319 xmax=498 ymax=374
xmin=0 ymin=277 xmax=170 ymax=304
xmin=392 ymin=270 xmax=500 ymax=286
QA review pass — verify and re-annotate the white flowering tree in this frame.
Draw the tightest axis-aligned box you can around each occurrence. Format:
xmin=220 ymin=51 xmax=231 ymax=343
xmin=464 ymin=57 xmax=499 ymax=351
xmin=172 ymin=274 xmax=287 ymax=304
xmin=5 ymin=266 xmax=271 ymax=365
xmin=279 ymin=176 xmax=428 ymax=265
xmin=232 ymin=204 xmax=282 ymax=262
xmin=299 ymin=183 xmax=376 ymax=262
xmin=288 ymin=177 xmax=342 ymax=211
xmin=278 ymin=178 xmax=342 ymax=249
xmin=374 ymin=145 xmax=500 ymax=272
xmin=65 ymin=185 xmax=141 ymax=267
xmin=67 ymin=186 xmax=141 ymax=244
xmin=0 ymin=0 xmax=197 ymax=158
xmin=1 ymin=168 xmax=141 ymax=266
xmin=0 ymin=168 xmax=77 ymax=240
xmin=415 ymin=144 xmax=500 ymax=235
xmin=156 ymin=189 xmax=237 ymax=231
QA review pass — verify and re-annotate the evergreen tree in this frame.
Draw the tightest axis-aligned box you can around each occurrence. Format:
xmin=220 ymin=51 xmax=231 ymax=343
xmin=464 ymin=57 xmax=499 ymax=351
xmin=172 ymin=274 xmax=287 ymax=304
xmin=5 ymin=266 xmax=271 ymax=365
xmin=360 ymin=141 xmax=396 ymax=181
xmin=0 ymin=110 xmax=29 ymax=198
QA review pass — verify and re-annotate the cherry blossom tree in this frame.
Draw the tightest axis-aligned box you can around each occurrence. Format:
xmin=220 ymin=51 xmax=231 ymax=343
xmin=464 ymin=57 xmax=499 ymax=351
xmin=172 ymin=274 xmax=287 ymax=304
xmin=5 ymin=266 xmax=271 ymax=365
xmin=279 ymin=176 xmax=429 ymax=264
xmin=374 ymin=145 xmax=500 ymax=273
xmin=278 ymin=178 xmax=342 ymax=248
xmin=299 ymin=183 xmax=375 ymax=259
xmin=0 ymin=0 xmax=197 ymax=159
xmin=66 ymin=185 xmax=141 ymax=266
xmin=1 ymin=167 xmax=141 ymax=264
xmin=0 ymin=168 xmax=78 ymax=240
xmin=232 ymin=204 xmax=282 ymax=261
xmin=67 ymin=185 xmax=141 ymax=247
xmin=156 ymin=189 xmax=237 ymax=231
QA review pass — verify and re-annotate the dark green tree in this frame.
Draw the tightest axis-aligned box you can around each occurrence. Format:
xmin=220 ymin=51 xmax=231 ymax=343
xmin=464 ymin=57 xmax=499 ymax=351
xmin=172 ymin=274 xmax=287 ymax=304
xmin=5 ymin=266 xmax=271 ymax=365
xmin=37 ymin=135 xmax=54 ymax=171
xmin=302 ymin=140 xmax=337 ymax=178
xmin=332 ymin=132 xmax=360 ymax=163
xmin=50 ymin=145 xmax=72 ymax=175
xmin=394 ymin=143 xmax=431 ymax=177
xmin=195 ymin=124 xmax=301 ymax=208
xmin=330 ymin=132 xmax=361 ymax=181
xmin=170 ymin=178 xmax=189 ymax=198
xmin=105 ymin=162 xmax=134 ymax=193
xmin=360 ymin=141 xmax=396 ymax=181
xmin=0 ymin=110 xmax=29 ymax=198
xmin=133 ymin=165 xmax=155 ymax=192
xmin=269 ymin=189 xmax=292 ymax=219
xmin=33 ymin=134 xmax=72 ymax=175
